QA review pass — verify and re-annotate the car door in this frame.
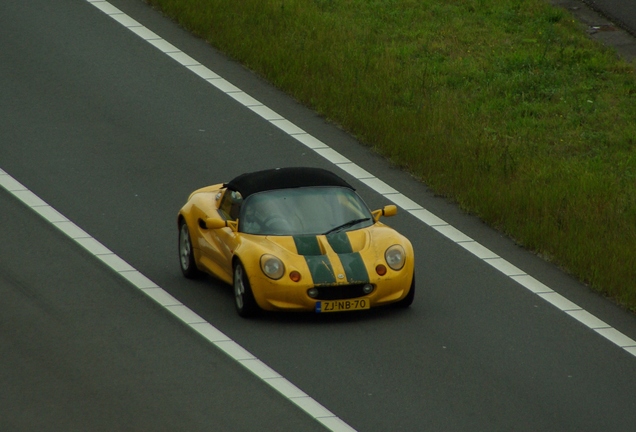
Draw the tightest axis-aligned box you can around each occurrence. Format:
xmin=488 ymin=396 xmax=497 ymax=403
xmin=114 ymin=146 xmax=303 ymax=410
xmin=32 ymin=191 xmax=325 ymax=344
xmin=195 ymin=189 xmax=240 ymax=283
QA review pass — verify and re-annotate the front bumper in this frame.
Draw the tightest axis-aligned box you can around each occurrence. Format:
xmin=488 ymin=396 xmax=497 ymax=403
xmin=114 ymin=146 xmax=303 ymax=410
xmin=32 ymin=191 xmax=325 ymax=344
xmin=248 ymin=269 xmax=414 ymax=312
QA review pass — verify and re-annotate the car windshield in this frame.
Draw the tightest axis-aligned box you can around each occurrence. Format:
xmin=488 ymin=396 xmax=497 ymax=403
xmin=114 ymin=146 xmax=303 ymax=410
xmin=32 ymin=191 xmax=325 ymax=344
xmin=239 ymin=187 xmax=373 ymax=236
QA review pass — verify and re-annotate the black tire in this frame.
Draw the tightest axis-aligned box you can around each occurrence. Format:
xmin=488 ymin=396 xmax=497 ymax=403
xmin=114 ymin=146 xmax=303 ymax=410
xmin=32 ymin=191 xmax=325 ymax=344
xmin=233 ymin=261 xmax=259 ymax=318
xmin=395 ymin=273 xmax=415 ymax=308
xmin=178 ymin=221 xmax=201 ymax=279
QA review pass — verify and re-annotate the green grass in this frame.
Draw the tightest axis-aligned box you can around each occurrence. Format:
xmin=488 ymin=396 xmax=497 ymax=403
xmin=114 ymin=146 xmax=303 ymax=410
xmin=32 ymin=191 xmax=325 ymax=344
xmin=146 ymin=0 xmax=636 ymax=310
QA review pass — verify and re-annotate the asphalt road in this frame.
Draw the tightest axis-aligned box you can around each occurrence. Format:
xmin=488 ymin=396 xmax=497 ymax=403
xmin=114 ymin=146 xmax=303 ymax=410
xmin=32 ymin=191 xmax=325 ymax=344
xmin=0 ymin=187 xmax=326 ymax=432
xmin=586 ymin=0 xmax=636 ymax=35
xmin=555 ymin=0 xmax=636 ymax=62
xmin=2 ymin=1 xmax=636 ymax=431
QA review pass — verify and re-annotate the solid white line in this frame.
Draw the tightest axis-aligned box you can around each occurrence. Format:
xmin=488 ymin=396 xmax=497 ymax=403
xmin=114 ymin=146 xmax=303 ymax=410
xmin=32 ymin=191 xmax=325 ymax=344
xmin=0 ymin=167 xmax=356 ymax=432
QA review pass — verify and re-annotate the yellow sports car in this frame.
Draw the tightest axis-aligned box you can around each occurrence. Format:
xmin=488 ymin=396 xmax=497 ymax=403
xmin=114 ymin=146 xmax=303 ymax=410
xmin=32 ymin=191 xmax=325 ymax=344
xmin=177 ymin=167 xmax=415 ymax=317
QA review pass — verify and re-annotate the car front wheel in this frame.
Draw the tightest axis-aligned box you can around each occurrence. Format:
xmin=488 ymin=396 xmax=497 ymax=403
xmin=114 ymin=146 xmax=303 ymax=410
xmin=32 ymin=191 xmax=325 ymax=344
xmin=233 ymin=261 xmax=259 ymax=318
xmin=179 ymin=221 xmax=201 ymax=279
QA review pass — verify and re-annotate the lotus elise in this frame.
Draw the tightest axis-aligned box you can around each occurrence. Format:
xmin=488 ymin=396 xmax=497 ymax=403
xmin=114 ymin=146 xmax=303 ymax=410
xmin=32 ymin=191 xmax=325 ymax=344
xmin=177 ymin=167 xmax=414 ymax=317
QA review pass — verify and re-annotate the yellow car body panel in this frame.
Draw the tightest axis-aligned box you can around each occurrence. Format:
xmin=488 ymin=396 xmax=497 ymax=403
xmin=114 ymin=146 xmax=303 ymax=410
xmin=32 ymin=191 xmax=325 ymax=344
xmin=178 ymin=174 xmax=414 ymax=313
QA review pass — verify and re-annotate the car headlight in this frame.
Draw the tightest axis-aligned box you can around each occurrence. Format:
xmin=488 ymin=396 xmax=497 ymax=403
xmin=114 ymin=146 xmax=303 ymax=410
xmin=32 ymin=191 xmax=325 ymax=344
xmin=385 ymin=245 xmax=406 ymax=271
xmin=260 ymin=254 xmax=285 ymax=280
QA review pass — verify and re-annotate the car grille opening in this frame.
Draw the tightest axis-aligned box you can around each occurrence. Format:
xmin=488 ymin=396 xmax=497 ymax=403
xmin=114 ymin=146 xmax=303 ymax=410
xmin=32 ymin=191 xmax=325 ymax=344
xmin=312 ymin=284 xmax=368 ymax=300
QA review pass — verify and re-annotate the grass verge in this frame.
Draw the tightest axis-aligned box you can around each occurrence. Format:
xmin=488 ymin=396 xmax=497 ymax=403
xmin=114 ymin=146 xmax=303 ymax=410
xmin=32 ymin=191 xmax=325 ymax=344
xmin=146 ymin=0 xmax=636 ymax=311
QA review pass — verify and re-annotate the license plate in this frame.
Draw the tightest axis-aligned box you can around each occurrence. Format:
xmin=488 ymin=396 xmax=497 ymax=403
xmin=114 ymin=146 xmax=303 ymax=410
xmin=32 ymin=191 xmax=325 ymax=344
xmin=315 ymin=299 xmax=370 ymax=313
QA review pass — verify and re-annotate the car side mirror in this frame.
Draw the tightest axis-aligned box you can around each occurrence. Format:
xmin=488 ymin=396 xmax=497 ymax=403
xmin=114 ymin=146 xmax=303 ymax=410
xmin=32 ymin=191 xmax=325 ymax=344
xmin=202 ymin=218 xmax=239 ymax=233
xmin=199 ymin=217 xmax=228 ymax=230
xmin=206 ymin=218 xmax=229 ymax=229
xmin=372 ymin=204 xmax=397 ymax=222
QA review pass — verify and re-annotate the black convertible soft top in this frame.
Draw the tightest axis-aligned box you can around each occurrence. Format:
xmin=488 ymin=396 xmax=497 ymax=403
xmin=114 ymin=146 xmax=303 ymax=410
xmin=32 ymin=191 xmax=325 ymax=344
xmin=224 ymin=167 xmax=353 ymax=198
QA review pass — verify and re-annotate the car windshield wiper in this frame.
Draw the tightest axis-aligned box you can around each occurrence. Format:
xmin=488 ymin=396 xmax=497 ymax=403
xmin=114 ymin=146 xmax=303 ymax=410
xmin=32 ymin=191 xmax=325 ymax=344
xmin=323 ymin=218 xmax=371 ymax=235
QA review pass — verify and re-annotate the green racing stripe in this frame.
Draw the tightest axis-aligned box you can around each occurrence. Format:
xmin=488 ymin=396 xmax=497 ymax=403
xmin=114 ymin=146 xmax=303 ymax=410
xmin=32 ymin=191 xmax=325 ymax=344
xmin=326 ymin=232 xmax=368 ymax=283
xmin=336 ymin=252 xmax=369 ymax=283
xmin=293 ymin=234 xmax=369 ymax=285
xmin=293 ymin=236 xmax=335 ymax=284
xmin=326 ymin=231 xmax=369 ymax=283
xmin=304 ymin=256 xmax=337 ymax=285
xmin=325 ymin=231 xmax=352 ymax=254
xmin=293 ymin=235 xmax=322 ymax=256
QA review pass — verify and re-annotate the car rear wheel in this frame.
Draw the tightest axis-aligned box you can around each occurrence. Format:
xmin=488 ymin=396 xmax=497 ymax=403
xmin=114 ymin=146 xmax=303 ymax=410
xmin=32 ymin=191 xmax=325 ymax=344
xmin=233 ymin=261 xmax=259 ymax=318
xmin=395 ymin=273 xmax=415 ymax=308
xmin=179 ymin=221 xmax=201 ymax=279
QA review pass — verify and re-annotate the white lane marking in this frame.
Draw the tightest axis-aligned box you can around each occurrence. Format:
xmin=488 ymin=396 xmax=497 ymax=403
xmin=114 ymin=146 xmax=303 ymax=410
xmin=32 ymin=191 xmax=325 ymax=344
xmin=81 ymin=0 xmax=636 ymax=361
xmin=0 ymin=168 xmax=355 ymax=432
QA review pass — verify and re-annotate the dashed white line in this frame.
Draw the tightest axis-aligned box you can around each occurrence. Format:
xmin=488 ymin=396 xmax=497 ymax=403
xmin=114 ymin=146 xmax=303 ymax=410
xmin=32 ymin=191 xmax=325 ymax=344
xmin=80 ymin=1 xmax=636 ymax=361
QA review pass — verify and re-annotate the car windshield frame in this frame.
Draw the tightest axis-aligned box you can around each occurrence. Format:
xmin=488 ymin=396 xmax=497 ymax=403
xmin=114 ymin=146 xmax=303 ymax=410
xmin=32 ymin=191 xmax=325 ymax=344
xmin=238 ymin=186 xmax=374 ymax=236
